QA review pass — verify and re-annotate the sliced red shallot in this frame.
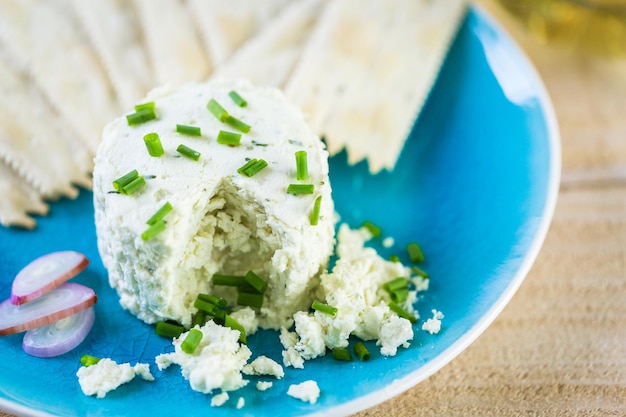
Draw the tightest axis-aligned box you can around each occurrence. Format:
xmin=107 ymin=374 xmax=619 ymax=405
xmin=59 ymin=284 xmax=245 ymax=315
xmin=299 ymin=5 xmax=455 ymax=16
xmin=11 ymin=251 xmax=89 ymax=305
xmin=0 ymin=283 xmax=96 ymax=336
xmin=22 ymin=307 xmax=95 ymax=358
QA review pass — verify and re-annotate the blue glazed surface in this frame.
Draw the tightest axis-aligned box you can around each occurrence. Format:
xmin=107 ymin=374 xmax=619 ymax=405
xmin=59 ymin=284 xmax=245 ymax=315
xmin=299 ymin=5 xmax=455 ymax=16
xmin=0 ymin=6 xmax=559 ymax=417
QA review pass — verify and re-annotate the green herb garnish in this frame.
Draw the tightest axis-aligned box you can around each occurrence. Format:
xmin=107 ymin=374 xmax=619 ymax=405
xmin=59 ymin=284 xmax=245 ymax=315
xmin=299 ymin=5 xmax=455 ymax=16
xmin=207 ymin=99 xmax=229 ymax=122
xmin=228 ymin=90 xmax=247 ymax=107
xmin=212 ymin=274 xmax=246 ymax=287
xmin=217 ymin=130 xmax=242 ymax=146
xmin=113 ymin=170 xmax=139 ymax=192
xmin=80 ymin=354 xmax=101 ymax=367
xmin=407 ymin=242 xmax=425 ymax=263
xmin=143 ymin=132 xmax=164 ymax=157
xmin=311 ymin=300 xmax=337 ymax=318
xmin=411 ymin=265 xmax=429 ymax=279
xmin=155 ymin=321 xmax=185 ymax=338
xmin=146 ymin=202 xmax=172 ymax=225
xmin=310 ymin=195 xmax=322 ymax=226
xmin=181 ymin=328 xmax=203 ymax=354
xmin=389 ymin=302 xmax=417 ymax=323
xmin=362 ymin=221 xmax=382 ymax=238
xmin=295 ymin=150 xmax=309 ymax=181
xmin=225 ymin=115 xmax=251 ymax=133
xmin=134 ymin=101 xmax=155 ymax=112
xmin=224 ymin=314 xmax=247 ymax=343
xmin=354 ymin=342 xmax=370 ymax=361
xmin=237 ymin=158 xmax=267 ymax=177
xmin=237 ymin=291 xmax=264 ymax=308
xmin=176 ymin=144 xmax=201 ymax=160
xmin=126 ymin=108 xmax=156 ymax=125
xmin=176 ymin=124 xmax=201 ymax=136
xmin=287 ymin=184 xmax=314 ymax=195
xmin=389 ymin=255 xmax=401 ymax=263
xmin=141 ymin=220 xmax=166 ymax=241
xmin=332 ymin=347 xmax=353 ymax=361
xmin=121 ymin=175 xmax=146 ymax=195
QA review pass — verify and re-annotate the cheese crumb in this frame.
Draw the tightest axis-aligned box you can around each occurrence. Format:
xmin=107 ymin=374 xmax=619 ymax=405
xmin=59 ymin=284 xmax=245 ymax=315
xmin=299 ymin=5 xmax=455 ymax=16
xmin=421 ymin=309 xmax=444 ymax=334
xmin=230 ymin=307 xmax=259 ymax=336
xmin=236 ymin=397 xmax=245 ymax=409
xmin=287 ymin=380 xmax=320 ymax=404
xmin=242 ymin=356 xmax=284 ymax=379
xmin=155 ymin=321 xmax=251 ymax=394
xmin=76 ymin=358 xmax=154 ymax=398
xmin=256 ymin=381 xmax=273 ymax=391
xmin=211 ymin=392 xmax=229 ymax=407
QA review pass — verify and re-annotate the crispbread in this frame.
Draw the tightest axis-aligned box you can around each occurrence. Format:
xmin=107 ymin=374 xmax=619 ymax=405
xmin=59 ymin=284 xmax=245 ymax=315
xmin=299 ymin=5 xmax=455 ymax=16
xmin=187 ymin=0 xmax=290 ymax=69
xmin=0 ymin=47 xmax=92 ymax=200
xmin=0 ymin=161 xmax=48 ymax=229
xmin=212 ymin=0 xmax=326 ymax=89
xmin=0 ymin=0 xmax=120 ymax=154
xmin=134 ymin=0 xmax=212 ymax=86
xmin=71 ymin=0 xmax=155 ymax=109
xmin=286 ymin=0 xmax=467 ymax=173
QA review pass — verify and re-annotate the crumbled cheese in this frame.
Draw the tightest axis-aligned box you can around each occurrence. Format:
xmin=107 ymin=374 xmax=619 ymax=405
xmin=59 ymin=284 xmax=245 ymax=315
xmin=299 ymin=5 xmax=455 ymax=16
xmin=230 ymin=307 xmax=259 ymax=336
xmin=382 ymin=237 xmax=395 ymax=248
xmin=377 ymin=315 xmax=413 ymax=356
xmin=76 ymin=358 xmax=153 ymax=398
xmin=242 ymin=356 xmax=284 ymax=379
xmin=155 ymin=321 xmax=251 ymax=394
xmin=256 ymin=381 xmax=273 ymax=391
xmin=236 ymin=397 xmax=245 ymax=409
xmin=421 ymin=309 xmax=444 ymax=335
xmin=211 ymin=392 xmax=229 ymax=407
xmin=279 ymin=328 xmax=304 ymax=369
xmin=293 ymin=311 xmax=326 ymax=360
xmin=287 ymin=380 xmax=320 ymax=404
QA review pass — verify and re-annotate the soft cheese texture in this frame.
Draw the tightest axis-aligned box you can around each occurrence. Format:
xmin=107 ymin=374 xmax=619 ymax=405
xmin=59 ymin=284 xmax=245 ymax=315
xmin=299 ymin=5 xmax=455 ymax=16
xmin=93 ymin=79 xmax=335 ymax=329
xmin=76 ymin=359 xmax=154 ymax=398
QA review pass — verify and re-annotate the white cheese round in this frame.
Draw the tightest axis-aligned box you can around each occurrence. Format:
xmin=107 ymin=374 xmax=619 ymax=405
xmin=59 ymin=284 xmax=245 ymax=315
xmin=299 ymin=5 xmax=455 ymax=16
xmin=93 ymin=79 xmax=335 ymax=329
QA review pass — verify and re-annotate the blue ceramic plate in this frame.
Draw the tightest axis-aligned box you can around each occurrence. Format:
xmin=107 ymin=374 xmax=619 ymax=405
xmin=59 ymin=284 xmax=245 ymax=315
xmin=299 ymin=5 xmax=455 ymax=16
xmin=0 ymin=5 xmax=560 ymax=417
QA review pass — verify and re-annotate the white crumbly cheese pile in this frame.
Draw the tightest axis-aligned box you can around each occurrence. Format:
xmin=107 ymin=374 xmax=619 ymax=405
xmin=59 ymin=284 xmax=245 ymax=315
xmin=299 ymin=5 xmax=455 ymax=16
xmin=422 ymin=309 xmax=445 ymax=334
xmin=155 ymin=321 xmax=251 ymax=394
xmin=280 ymin=224 xmax=428 ymax=365
xmin=76 ymin=358 xmax=154 ymax=398
xmin=242 ymin=355 xmax=284 ymax=379
xmin=287 ymin=380 xmax=320 ymax=404
xmin=93 ymin=79 xmax=335 ymax=329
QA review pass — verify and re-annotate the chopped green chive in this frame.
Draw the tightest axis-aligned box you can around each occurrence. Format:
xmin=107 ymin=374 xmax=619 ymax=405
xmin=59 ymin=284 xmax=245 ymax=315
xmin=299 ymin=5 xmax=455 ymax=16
xmin=287 ymin=184 xmax=314 ymax=195
xmin=155 ymin=321 xmax=185 ymax=338
xmin=141 ymin=220 xmax=166 ymax=241
xmin=191 ymin=310 xmax=208 ymax=327
xmin=121 ymin=175 xmax=146 ymax=195
xmin=194 ymin=298 xmax=220 ymax=314
xmin=143 ymin=132 xmax=164 ymax=157
xmin=411 ymin=265 xmax=429 ymax=279
xmin=207 ymin=99 xmax=229 ymax=122
xmin=176 ymin=144 xmax=201 ymax=161
xmin=389 ymin=255 xmax=401 ymax=263
xmin=237 ymin=158 xmax=268 ymax=177
xmin=362 ymin=221 xmax=382 ymax=238
xmin=176 ymin=124 xmax=201 ymax=136
xmin=243 ymin=271 xmax=267 ymax=294
xmin=217 ymin=130 xmax=242 ymax=146
xmin=295 ymin=150 xmax=309 ymax=181
xmin=197 ymin=293 xmax=228 ymax=307
xmin=80 ymin=354 xmax=101 ymax=367
xmin=332 ymin=347 xmax=353 ymax=361
xmin=389 ymin=302 xmax=417 ymax=323
xmin=181 ymin=328 xmax=203 ymax=354
xmin=224 ymin=314 xmax=247 ymax=343
xmin=146 ymin=202 xmax=172 ymax=225
xmin=126 ymin=108 xmax=156 ymax=125
xmin=383 ymin=277 xmax=408 ymax=293
xmin=354 ymin=342 xmax=371 ymax=361
xmin=134 ymin=101 xmax=155 ymax=112
xmin=311 ymin=300 xmax=338 ymax=317
xmin=228 ymin=90 xmax=247 ymax=107
xmin=310 ymin=195 xmax=322 ymax=226
xmin=390 ymin=287 xmax=409 ymax=303
xmin=237 ymin=291 xmax=264 ymax=308
xmin=113 ymin=170 xmax=139 ymax=192
xmin=225 ymin=115 xmax=251 ymax=133
xmin=407 ymin=242 xmax=425 ymax=263
xmin=212 ymin=274 xmax=246 ymax=287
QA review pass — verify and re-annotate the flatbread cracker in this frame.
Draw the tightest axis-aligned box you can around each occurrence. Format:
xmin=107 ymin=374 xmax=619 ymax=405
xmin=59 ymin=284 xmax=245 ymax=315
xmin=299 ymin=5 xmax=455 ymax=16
xmin=134 ymin=0 xmax=212 ymax=86
xmin=286 ymin=0 xmax=467 ymax=173
xmin=187 ymin=0 xmax=290 ymax=69
xmin=71 ymin=0 xmax=155 ymax=109
xmin=0 ymin=0 xmax=120 ymax=154
xmin=0 ymin=47 xmax=92 ymax=200
xmin=212 ymin=0 xmax=326 ymax=89
xmin=0 ymin=161 xmax=48 ymax=229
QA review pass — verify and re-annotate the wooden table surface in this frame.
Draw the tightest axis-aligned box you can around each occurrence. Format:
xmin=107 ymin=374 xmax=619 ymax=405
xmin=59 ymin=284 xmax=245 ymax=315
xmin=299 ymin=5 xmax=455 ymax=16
xmin=2 ymin=1 xmax=625 ymax=416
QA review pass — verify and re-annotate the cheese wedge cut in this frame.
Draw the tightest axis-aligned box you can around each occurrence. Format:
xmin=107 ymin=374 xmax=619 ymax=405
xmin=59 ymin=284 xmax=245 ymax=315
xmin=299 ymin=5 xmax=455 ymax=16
xmin=93 ymin=79 xmax=335 ymax=329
